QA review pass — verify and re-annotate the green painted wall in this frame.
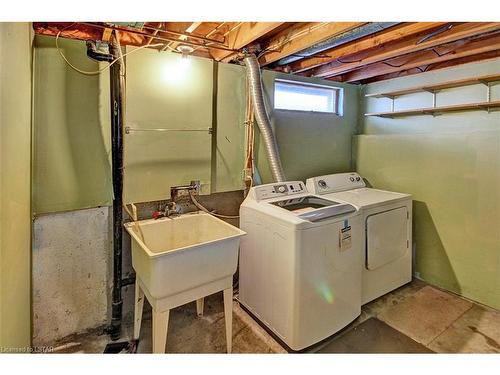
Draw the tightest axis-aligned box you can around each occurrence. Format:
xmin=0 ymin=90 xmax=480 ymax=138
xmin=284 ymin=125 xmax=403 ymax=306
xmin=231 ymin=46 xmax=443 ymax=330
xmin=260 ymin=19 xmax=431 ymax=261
xmin=0 ymin=23 xmax=32 ymax=349
xmin=123 ymin=53 xmax=359 ymax=203
xmin=124 ymin=49 xmax=214 ymax=203
xmin=32 ymin=41 xmax=359 ymax=210
xmin=355 ymin=57 xmax=500 ymax=309
xmin=256 ymin=70 xmax=359 ymax=183
xmin=33 ymin=36 xmax=112 ymax=214
xmin=213 ymin=63 xmax=247 ymax=192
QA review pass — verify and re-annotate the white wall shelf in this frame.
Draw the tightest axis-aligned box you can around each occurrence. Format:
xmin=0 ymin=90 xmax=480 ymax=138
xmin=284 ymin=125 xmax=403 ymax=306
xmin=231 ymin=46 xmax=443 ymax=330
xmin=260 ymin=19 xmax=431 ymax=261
xmin=364 ymin=74 xmax=500 ymax=118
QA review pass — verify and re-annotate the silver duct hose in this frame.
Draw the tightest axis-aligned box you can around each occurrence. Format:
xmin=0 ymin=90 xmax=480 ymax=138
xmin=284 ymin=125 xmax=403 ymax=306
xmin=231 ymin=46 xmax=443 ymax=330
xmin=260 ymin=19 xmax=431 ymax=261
xmin=244 ymin=54 xmax=286 ymax=182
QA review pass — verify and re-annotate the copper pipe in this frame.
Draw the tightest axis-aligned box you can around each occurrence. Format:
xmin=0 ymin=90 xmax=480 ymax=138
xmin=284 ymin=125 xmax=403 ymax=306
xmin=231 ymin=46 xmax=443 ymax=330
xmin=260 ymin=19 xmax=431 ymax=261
xmin=143 ymin=24 xmax=226 ymax=45
xmin=81 ymin=22 xmax=238 ymax=52
xmin=191 ymin=22 xmax=228 ymax=53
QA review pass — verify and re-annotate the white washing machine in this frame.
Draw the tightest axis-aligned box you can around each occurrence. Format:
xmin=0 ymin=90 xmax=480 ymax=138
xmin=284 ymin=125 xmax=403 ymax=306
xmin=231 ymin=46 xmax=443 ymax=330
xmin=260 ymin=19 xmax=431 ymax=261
xmin=239 ymin=181 xmax=363 ymax=351
xmin=306 ymin=173 xmax=412 ymax=305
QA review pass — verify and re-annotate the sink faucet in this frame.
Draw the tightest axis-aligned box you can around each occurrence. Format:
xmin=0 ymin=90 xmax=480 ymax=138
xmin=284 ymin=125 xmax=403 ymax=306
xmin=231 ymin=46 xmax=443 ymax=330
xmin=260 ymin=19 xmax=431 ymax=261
xmin=152 ymin=181 xmax=201 ymax=220
xmin=165 ymin=202 xmax=179 ymax=217
xmin=152 ymin=202 xmax=180 ymax=219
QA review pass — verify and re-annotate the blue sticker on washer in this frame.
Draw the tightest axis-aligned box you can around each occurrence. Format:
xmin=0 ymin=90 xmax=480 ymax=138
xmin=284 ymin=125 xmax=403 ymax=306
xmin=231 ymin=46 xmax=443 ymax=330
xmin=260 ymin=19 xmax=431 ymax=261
xmin=343 ymin=219 xmax=348 ymax=228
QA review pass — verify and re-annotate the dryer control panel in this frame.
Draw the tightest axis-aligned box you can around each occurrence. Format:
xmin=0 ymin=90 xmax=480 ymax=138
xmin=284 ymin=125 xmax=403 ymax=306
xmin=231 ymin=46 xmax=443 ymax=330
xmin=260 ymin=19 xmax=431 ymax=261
xmin=253 ymin=181 xmax=306 ymax=201
xmin=306 ymin=172 xmax=366 ymax=195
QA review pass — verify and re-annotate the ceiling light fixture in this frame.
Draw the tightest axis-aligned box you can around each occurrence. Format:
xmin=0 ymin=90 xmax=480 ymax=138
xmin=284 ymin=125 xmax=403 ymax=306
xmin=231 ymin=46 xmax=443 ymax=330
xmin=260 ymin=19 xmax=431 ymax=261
xmin=177 ymin=45 xmax=194 ymax=58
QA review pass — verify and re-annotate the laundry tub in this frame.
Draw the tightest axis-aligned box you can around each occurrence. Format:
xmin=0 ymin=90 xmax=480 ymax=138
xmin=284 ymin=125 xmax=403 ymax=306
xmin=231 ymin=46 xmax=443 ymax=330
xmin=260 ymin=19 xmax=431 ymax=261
xmin=124 ymin=211 xmax=245 ymax=353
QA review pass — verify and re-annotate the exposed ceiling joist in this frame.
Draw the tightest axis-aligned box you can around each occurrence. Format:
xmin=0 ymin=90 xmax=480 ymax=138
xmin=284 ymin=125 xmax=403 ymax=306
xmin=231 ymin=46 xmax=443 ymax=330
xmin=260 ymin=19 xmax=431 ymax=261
xmin=162 ymin=22 xmax=203 ymax=52
xmin=338 ymin=32 xmax=500 ymax=82
xmin=186 ymin=22 xmax=202 ymax=34
xmin=33 ymin=22 xmax=146 ymax=46
xmin=32 ymin=22 xmax=500 ymax=84
xmin=211 ymin=22 xmax=285 ymax=61
xmin=310 ymin=22 xmax=500 ymax=79
xmin=361 ymin=49 xmax=500 ymax=83
xmin=257 ymin=22 xmax=366 ymax=66
xmin=102 ymin=28 xmax=113 ymax=42
xmin=287 ymin=22 xmax=449 ymax=74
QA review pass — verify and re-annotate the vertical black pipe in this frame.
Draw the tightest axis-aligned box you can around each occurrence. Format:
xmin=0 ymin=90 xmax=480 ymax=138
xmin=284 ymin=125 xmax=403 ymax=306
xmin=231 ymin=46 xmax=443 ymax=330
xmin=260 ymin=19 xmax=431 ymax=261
xmin=108 ymin=42 xmax=124 ymax=341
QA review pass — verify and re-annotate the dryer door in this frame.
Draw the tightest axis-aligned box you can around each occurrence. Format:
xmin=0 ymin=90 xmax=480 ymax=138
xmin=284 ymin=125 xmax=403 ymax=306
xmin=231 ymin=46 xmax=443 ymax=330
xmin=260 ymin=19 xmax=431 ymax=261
xmin=366 ymin=206 xmax=409 ymax=270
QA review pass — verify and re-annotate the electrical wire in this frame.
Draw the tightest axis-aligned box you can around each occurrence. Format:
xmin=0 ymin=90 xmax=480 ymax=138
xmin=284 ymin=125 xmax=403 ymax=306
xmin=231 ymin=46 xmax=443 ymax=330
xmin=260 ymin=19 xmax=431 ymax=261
xmin=382 ymin=59 xmax=407 ymax=68
xmin=336 ymin=57 xmax=363 ymax=64
xmin=243 ymin=72 xmax=255 ymax=196
xmin=55 ymin=24 xmax=163 ymax=76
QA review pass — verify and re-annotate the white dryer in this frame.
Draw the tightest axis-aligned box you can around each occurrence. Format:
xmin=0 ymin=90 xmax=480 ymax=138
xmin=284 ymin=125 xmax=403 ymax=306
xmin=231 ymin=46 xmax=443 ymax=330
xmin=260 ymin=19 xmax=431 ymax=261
xmin=239 ymin=181 xmax=363 ymax=351
xmin=306 ymin=173 xmax=412 ymax=304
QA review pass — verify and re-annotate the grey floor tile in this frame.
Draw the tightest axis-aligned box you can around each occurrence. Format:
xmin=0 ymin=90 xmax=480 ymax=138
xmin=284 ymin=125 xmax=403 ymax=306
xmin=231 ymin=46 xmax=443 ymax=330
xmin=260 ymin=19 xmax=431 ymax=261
xmin=314 ymin=318 xmax=433 ymax=353
xmin=129 ymin=292 xmax=276 ymax=353
xmin=378 ymin=285 xmax=473 ymax=345
xmin=428 ymin=305 xmax=500 ymax=353
xmin=362 ymin=278 xmax=427 ymax=318
xmin=47 ymin=279 xmax=500 ymax=355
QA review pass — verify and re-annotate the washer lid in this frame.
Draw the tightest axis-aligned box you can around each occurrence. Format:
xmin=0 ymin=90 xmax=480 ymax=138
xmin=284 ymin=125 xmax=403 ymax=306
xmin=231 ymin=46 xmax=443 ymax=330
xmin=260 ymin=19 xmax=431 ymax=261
xmin=270 ymin=195 xmax=356 ymax=222
xmin=330 ymin=188 xmax=411 ymax=209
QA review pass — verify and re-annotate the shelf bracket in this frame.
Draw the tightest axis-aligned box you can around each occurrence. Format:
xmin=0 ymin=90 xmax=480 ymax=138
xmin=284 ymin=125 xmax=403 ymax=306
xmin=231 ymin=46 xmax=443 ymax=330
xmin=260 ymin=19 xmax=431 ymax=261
xmin=484 ymin=82 xmax=492 ymax=113
xmin=422 ymin=88 xmax=438 ymax=108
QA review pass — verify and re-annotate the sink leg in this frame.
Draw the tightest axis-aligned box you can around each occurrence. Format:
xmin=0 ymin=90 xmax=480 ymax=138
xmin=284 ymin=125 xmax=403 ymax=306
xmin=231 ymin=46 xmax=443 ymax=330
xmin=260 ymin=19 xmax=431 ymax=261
xmin=196 ymin=298 xmax=204 ymax=317
xmin=152 ymin=309 xmax=169 ymax=354
xmin=133 ymin=281 xmax=145 ymax=340
xmin=223 ymin=287 xmax=233 ymax=354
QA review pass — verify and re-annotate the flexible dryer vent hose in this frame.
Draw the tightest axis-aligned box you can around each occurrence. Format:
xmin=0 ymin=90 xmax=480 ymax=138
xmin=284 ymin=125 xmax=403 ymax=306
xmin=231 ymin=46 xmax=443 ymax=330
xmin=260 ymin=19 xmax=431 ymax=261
xmin=244 ymin=54 xmax=286 ymax=183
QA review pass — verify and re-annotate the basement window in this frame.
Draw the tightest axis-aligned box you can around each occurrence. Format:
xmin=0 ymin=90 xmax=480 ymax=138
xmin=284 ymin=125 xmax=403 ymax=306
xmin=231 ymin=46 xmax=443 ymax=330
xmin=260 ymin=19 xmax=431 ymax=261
xmin=274 ymin=79 xmax=341 ymax=114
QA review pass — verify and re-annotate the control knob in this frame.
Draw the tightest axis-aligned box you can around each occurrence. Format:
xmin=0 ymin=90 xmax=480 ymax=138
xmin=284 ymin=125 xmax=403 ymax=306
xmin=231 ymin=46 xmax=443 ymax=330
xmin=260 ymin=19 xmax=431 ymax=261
xmin=276 ymin=185 xmax=286 ymax=193
xmin=318 ymin=180 xmax=327 ymax=189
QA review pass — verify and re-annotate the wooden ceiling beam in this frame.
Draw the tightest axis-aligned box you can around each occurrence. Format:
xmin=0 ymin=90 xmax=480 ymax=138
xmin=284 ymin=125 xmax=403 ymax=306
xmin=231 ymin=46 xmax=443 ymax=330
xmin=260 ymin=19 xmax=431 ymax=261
xmin=287 ymin=22 xmax=448 ymax=74
xmin=257 ymin=22 xmax=366 ymax=66
xmin=102 ymin=27 xmax=113 ymax=42
xmin=161 ymin=22 xmax=204 ymax=52
xmin=310 ymin=22 xmax=500 ymax=79
xmin=337 ymin=32 xmax=500 ymax=83
xmin=359 ymin=50 xmax=500 ymax=84
xmin=32 ymin=22 xmax=146 ymax=46
xmin=211 ymin=22 xmax=285 ymax=61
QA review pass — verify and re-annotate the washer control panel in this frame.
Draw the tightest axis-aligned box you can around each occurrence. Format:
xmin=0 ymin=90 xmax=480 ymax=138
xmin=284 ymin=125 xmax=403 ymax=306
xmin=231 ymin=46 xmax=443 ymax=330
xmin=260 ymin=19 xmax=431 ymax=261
xmin=306 ymin=172 xmax=366 ymax=194
xmin=254 ymin=181 xmax=306 ymax=201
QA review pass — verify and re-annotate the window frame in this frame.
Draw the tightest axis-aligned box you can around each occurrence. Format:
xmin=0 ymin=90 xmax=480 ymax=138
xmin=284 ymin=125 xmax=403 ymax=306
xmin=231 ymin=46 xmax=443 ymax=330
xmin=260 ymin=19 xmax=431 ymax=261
xmin=273 ymin=78 xmax=342 ymax=115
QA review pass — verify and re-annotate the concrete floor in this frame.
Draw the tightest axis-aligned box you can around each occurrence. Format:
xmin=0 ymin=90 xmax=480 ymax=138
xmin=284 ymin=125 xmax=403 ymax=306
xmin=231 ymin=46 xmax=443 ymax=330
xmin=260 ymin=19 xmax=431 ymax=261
xmin=49 ymin=279 xmax=500 ymax=354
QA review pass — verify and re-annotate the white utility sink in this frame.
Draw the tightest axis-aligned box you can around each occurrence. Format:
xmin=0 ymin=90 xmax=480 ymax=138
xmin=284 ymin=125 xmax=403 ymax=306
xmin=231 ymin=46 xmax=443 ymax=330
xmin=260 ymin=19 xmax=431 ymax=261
xmin=124 ymin=211 xmax=245 ymax=353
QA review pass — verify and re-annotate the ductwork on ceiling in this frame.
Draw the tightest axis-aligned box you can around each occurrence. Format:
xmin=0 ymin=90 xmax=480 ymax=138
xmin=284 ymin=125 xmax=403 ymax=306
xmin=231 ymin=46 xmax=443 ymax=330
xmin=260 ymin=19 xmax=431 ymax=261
xmin=244 ymin=54 xmax=286 ymax=183
xmin=273 ymin=22 xmax=400 ymax=67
